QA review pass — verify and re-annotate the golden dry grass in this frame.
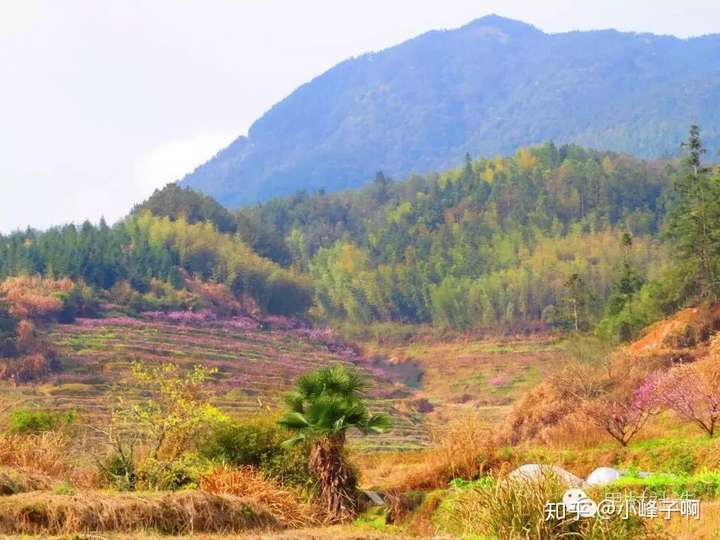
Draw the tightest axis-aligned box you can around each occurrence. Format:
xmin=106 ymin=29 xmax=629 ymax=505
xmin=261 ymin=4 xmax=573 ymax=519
xmin=0 ymin=490 xmax=280 ymax=535
xmin=0 ymin=431 xmax=100 ymax=488
xmin=660 ymin=500 xmax=720 ymax=539
xmin=0 ymin=465 xmax=52 ymax=495
xmin=0 ymin=431 xmax=69 ymax=476
xmin=200 ymin=466 xmax=320 ymax=528
xmin=356 ymin=415 xmax=500 ymax=491
xmin=18 ymin=526 xmax=422 ymax=539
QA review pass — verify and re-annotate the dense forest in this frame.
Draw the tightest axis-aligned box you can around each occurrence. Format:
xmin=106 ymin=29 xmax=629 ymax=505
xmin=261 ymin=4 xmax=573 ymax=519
xmin=2 ymin=131 xmax=719 ymax=342
xmin=233 ymin=142 xmax=680 ymax=337
xmin=0 ymin=213 xmax=312 ymax=318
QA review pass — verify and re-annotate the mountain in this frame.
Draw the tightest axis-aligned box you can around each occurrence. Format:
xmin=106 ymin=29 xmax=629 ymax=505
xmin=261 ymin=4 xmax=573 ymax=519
xmin=181 ymin=15 xmax=720 ymax=207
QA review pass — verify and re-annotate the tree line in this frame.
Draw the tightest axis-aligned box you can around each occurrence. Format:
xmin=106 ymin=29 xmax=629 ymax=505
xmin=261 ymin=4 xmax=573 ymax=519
xmin=0 ymin=213 xmax=312 ymax=317
xmin=236 ymin=142 xmax=682 ymax=337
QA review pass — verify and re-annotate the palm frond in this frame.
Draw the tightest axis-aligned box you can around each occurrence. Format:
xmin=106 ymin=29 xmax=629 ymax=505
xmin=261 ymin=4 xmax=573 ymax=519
xmin=280 ymin=433 xmax=307 ymax=448
xmin=278 ymin=411 xmax=310 ymax=431
xmin=361 ymin=413 xmax=391 ymax=434
xmin=278 ymin=365 xmax=392 ymax=440
xmin=282 ymin=390 xmax=305 ymax=412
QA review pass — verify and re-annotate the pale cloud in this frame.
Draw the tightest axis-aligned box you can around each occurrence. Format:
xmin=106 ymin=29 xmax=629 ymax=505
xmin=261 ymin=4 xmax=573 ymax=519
xmin=133 ymin=131 xmax=238 ymax=194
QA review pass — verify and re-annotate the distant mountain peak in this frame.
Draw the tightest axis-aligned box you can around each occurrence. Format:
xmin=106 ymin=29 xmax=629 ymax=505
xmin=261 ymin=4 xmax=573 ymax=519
xmin=464 ymin=14 xmax=542 ymax=34
xmin=181 ymin=18 xmax=720 ymax=208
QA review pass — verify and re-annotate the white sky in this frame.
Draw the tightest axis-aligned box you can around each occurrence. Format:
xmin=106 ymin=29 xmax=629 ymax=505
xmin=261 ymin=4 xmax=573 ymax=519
xmin=1 ymin=0 xmax=718 ymax=233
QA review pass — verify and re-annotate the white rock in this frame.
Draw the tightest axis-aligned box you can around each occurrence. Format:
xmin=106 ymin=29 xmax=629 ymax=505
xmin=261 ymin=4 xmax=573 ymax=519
xmin=586 ymin=467 xmax=623 ymax=486
xmin=508 ymin=464 xmax=586 ymax=488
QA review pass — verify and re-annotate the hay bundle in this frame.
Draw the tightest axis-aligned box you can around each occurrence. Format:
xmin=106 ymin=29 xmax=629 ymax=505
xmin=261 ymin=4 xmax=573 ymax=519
xmin=0 ymin=490 xmax=280 ymax=535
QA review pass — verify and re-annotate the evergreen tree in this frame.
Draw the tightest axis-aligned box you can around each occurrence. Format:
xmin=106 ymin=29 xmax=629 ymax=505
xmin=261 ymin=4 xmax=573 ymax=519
xmin=667 ymin=125 xmax=720 ymax=301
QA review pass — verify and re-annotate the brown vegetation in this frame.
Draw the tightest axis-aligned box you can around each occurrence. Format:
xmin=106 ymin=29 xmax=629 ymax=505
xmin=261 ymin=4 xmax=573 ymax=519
xmin=0 ymin=431 xmax=99 ymax=488
xmin=0 ymin=466 xmax=52 ymax=495
xmin=0 ymin=275 xmax=73 ymax=320
xmin=0 ymin=490 xmax=280 ymax=535
xmin=0 ymin=277 xmax=64 ymax=382
xmin=499 ymin=381 xmax=577 ymax=446
xmin=359 ymin=415 xmax=500 ymax=492
xmin=0 ymin=431 xmax=70 ymax=477
xmin=200 ymin=466 xmax=319 ymax=528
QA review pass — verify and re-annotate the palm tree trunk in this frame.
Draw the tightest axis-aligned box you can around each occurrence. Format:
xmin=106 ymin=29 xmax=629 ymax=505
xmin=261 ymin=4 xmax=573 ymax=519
xmin=310 ymin=433 xmax=357 ymax=523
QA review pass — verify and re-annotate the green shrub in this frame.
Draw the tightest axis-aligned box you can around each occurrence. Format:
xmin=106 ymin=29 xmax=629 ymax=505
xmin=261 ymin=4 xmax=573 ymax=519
xmin=8 ymin=409 xmax=78 ymax=434
xmin=200 ymin=418 xmax=314 ymax=490
xmin=54 ymin=283 xmax=100 ymax=323
xmin=139 ymin=453 xmax=214 ymax=491
xmin=266 ymin=271 xmax=314 ymax=316
xmin=100 ymin=450 xmax=137 ymax=491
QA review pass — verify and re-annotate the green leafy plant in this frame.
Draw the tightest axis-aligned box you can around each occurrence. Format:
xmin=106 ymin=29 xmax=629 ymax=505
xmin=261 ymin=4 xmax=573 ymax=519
xmin=278 ymin=364 xmax=390 ymax=522
xmin=8 ymin=409 xmax=78 ymax=435
xmin=200 ymin=417 xmax=315 ymax=490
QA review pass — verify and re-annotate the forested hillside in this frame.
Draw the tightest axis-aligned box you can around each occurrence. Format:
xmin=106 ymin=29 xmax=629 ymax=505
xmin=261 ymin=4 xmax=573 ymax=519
xmin=234 ymin=142 xmax=681 ymax=337
xmin=3 ymin=133 xmax=717 ymax=341
xmin=181 ymin=15 xmax=720 ymax=206
xmin=0 ymin=213 xmax=312 ymax=318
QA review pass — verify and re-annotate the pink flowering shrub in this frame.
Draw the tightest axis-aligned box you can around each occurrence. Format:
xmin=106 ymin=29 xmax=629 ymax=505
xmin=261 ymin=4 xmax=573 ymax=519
xmin=488 ymin=374 xmax=509 ymax=387
xmin=222 ymin=316 xmax=260 ymax=330
xmin=260 ymin=315 xmax=301 ymax=330
xmin=578 ymin=372 xmax=661 ymax=447
xmin=654 ymin=361 xmax=720 ymax=437
xmin=76 ymin=316 xmax=143 ymax=327
xmin=142 ymin=310 xmax=216 ymax=324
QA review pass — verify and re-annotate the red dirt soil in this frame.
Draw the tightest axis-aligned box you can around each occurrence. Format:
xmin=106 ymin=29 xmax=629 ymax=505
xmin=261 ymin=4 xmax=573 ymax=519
xmin=627 ymin=305 xmax=720 ymax=358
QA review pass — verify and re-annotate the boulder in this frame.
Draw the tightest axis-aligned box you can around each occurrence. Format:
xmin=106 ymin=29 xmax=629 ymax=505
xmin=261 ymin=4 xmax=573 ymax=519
xmin=508 ymin=464 xmax=586 ymax=488
xmin=586 ymin=467 xmax=622 ymax=486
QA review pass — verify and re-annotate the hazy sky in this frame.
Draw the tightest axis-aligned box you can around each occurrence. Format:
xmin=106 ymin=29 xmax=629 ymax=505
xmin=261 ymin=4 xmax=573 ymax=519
xmin=1 ymin=0 xmax=718 ymax=233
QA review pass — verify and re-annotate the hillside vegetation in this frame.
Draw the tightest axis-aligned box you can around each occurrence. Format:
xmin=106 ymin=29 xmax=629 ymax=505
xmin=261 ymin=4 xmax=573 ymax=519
xmin=236 ymin=142 xmax=681 ymax=339
xmin=0 ymin=213 xmax=312 ymax=318
xmin=181 ymin=15 xmax=720 ymax=205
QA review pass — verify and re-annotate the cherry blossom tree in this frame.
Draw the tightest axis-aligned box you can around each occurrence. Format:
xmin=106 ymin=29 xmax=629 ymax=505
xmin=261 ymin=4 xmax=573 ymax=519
xmin=583 ymin=380 xmax=658 ymax=447
xmin=655 ymin=363 xmax=720 ymax=437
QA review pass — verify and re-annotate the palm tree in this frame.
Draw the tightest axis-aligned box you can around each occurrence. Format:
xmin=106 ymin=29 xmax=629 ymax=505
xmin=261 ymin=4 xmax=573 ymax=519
xmin=278 ymin=364 xmax=390 ymax=522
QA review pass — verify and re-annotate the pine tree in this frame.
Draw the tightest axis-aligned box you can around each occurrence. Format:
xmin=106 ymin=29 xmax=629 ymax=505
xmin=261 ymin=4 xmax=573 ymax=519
xmin=667 ymin=125 xmax=720 ymax=301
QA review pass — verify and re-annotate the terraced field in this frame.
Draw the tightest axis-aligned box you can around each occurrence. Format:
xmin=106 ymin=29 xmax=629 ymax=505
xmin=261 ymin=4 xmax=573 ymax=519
xmin=1 ymin=316 xmax=567 ymax=450
xmin=2 ymin=316 xmax=430 ymax=450
xmin=361 ymin=333 xmax=566 ymax=430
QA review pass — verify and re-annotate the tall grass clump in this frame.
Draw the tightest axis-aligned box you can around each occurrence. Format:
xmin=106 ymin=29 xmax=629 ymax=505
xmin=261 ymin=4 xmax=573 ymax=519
xmin=0 ymin=431 xmax=70 ymax=477
xmin=200 ymin=466 xmax=320 ymax=527
xmin=435 ymin=473 xmax=662 ymax=539
xmin=394 ymin=415 xmax=499 ymax=491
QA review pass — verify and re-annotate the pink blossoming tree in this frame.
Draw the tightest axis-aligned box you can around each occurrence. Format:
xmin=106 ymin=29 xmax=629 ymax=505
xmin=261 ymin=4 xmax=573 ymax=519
xmin=655 ymin=363 xmax=720 ymax=437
